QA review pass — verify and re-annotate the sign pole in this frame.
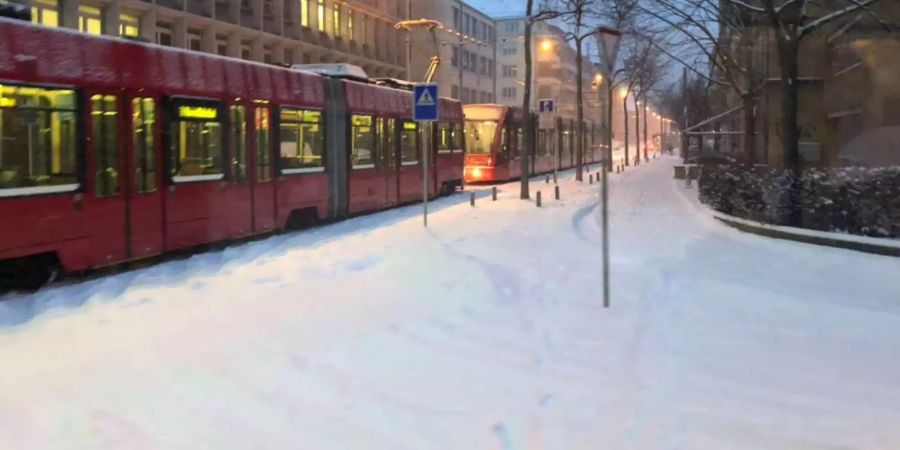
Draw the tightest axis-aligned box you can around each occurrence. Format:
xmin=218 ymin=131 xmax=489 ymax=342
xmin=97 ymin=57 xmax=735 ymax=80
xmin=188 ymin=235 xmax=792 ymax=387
xmin=414 ymin=83 xmax=439 ymax=227
xmin=596 ymin=27 xmax=622 ymax=309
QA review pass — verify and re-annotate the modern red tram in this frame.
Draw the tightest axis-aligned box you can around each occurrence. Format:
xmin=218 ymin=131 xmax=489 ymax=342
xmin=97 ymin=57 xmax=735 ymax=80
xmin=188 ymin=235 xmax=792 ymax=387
xmin=0 ymin=16 xmax=464 ymax=288
xmin=463 ymin=104 xmax=604 ymax=183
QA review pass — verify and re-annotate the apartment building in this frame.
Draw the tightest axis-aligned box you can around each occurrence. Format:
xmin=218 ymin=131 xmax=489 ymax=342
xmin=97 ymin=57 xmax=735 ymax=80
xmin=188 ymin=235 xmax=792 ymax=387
xmin=408 ymin=0 xmax=496 ymax=104
xmin=17 ymin=0 xmax=409 ymax=79
xmin=495 ymin=17 xmax=601 ymax=123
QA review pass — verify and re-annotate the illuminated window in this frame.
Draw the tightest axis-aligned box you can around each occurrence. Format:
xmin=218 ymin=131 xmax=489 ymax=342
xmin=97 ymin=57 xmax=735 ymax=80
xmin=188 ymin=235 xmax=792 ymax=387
xmin=351 ymin=115 xmax=376 ymax=169
xmin=279 ymin=108 xmax=324 ymax=173
xmin=347 ymin=9 xmax=353 ymax=41
xmin=0 ymin=84 xmax=77 ymax=194
xmin=317 ymin=0 xmax=325 ymax=32
xmin=91 ymin=95 xmax=119 ymax=197
xmin=333 ymin=3 xmax=340 ymax=37
xmin=132 ymin=98 xmax=157 ymax=193
xmin=169 ymin=102 xmax=224 ymax=182
xmin=229 ymin=105 xmax=247 ymax=182
xmin=31 ymin=0 xmax=59 ymax=28
xmin=399 ymin=121 xmax=418 ymax=165
xmin=438 ymin=122 xmax=462 ymax=153
xmin=254 ymin=107 xmax=271 ymax=182
xmin=300 ymin=0 xmax=309 ymax=27
xmin=119 ymin=13 xmax=140 ymax=37
xmin=79 ymin=5 xmax=104 ymax=36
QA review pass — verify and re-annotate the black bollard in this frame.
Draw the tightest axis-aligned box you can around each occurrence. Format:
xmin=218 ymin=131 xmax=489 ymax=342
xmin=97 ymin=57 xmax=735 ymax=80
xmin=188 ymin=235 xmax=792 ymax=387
xmin=545 ymin=174 xmax=550 ymax=184
xmin=589 ymin=174 xmax=594 ymax=184
xmin=536 ymin=191 xmax=542 ymax=207
xmin=555 ymin=185 xmax=560 ymax=200
xmin=492 ymin=186 xmax=497 ymax=201
xmin=470 ymin=191 xmax=475 ymax=206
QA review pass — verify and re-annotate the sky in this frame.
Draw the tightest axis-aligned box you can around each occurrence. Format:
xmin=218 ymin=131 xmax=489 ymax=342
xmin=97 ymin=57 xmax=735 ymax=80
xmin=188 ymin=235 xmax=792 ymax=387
xmin=463 ymin=0 xmax=527 ymax=17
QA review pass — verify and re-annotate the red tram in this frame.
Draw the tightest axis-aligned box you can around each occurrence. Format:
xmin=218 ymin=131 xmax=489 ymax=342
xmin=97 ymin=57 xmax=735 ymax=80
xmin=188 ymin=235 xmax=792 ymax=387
xmin=0 ymin=16 xmax=464 ymax=288
xmin=463 ymin=104 xmax=603 ymax=183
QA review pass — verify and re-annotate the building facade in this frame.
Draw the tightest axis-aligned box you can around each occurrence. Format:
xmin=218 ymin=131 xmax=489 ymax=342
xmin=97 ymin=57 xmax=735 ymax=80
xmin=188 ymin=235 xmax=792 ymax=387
xmin=711 ymin=1 xmax=900 ymax=167
xmin=495 ymin=17 xmax=602 ymax=123
xmin=409 ymin=0 xmax=496 ymax=104
xmin=15 ymin=0 xmax=409 ymax=79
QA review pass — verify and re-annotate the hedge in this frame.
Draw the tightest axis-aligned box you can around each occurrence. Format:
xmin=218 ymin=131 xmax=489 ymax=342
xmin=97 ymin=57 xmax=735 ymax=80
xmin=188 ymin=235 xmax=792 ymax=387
xmin=698 ymin=165 xmax=900 ymax=238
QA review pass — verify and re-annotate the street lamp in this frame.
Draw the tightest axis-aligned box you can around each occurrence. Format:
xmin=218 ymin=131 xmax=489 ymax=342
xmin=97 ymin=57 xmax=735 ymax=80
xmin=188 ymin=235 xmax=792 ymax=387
xmin=540 ymin=38 xmax=554 ymax=52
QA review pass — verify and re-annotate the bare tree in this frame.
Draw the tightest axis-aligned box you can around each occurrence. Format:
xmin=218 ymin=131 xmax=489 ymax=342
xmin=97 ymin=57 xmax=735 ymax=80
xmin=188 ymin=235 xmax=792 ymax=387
xmin=522 ymin=1 xmax=564 ymax=199
xmin=638 ymin=0 xmax=767 ymax=164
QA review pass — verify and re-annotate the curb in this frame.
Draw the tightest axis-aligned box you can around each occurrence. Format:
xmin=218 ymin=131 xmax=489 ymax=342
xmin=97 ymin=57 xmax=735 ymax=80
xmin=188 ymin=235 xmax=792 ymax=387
xmin=712 ymin=212 xmax=900 ymax=258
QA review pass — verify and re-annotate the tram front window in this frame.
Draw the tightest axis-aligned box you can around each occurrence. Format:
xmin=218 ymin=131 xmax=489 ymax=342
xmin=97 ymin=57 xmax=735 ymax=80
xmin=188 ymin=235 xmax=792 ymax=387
xmin=464 ymin=120 xmax=497 ymax=155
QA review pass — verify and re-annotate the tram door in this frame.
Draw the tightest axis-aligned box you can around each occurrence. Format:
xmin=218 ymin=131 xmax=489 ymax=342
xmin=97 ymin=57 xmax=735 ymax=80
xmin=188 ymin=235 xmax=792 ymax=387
xmin=251 ymin=105 xmax=276 ymax=232
xmin=82 ymin=91 xmax=128 ymax=266
xmin=125 ymin=95 xmax=165 ymax=259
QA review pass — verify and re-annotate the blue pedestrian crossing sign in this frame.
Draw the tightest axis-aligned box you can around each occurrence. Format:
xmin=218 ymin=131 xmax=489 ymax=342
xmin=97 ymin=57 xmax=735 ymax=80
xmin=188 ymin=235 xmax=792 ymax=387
xmin=539 ymin=99 xmax=556 ymax=113
xmin=414 ymin=84 xmax=439 ymax=122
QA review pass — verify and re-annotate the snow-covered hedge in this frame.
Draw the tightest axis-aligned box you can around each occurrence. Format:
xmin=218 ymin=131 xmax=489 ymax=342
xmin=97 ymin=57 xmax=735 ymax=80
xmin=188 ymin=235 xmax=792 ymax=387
xmin=699 ymin=166 xmax=900 ymax=238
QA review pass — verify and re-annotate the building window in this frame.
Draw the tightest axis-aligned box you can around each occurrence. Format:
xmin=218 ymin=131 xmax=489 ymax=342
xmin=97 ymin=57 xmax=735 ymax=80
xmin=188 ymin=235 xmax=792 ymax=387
xmin=119 ymin=13 xmax=140 ymax=37
xmin=91 ymin=94 xmax=119 ymax=197
xmin=241 ymin=40 xmax=252 ymax=60
xmin=132 ymin=98 xmax=156 ymax=193
xmin=505 ymin=22 xmax=519 ymax=33
xmin=451 ymin=46 xmax=458 ymax=67
xmin=351 ymin=115 xmax=376 ymax=168
xmin=229 ymin=105 xmax=247 ymax=182
xmin=300 ymin=0 xmax=309 ymax=27
xmin=502 ymin=46 xmax=517 ymax=56
xmin=156 ymin=22 xmax=173 ymax=46
xmin=502 ymin=87 xmax=517 ymax=99
xmin=461 ymin=49 xmax=468 ymax=70
xmin=452 ymin=7 xmax=460 ymax=30
xmin=264 ymin=46 xmax=273 ymax=64
xmin=0 ymin=84 xmax=77 ymax=194
xmin=399 ymin=121 xmax=418 ymax=165
xmin=254 ymin=107 xmax=272 ymax=182
xmin=451 ymin=85 xmax=459 ymax=100
xmin=333 ymin=3 xmax=340 ymax=37
xmin=469 ymin=52 xmax=477 ymax=72
xmin=188 ymin=29 xmax=202 ymax=52
xmin=502 ymin=65 xmax=517 ymax=78
xmin=279 ymin=108 xmax=324 ymax=173
xmin=216 ymin=35 xmax=227 ymax=55
xmin=347 ymin=9 xmax=354 ymax=41
xmin=317 ymin=0 xmax=325 ymax=32
xmin=78 ymin=5 xmax=103 ymax=35
xmin=31 ymin=0 xmax=59 ymax=28
xmin=169 ymin=102 xmax=225 ymax=182
xmin=480 ymin=56 xmax=488 ymax=75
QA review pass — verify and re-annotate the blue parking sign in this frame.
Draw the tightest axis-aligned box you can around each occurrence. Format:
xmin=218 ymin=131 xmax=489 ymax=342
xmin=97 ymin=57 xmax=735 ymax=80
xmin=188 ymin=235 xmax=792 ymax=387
xmin=414 ymin=84 xmax=439 ymax=122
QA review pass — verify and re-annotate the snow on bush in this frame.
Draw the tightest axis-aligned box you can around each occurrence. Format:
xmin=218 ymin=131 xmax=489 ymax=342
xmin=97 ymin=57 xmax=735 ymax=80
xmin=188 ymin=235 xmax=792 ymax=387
xmin=699 ymin=165 xmax=900 ymax=238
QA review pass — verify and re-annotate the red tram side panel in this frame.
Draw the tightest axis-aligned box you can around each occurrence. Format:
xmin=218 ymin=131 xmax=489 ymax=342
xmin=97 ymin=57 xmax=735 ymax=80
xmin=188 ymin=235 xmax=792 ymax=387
xmin=0 ymin=17 xmax=467 ymax=282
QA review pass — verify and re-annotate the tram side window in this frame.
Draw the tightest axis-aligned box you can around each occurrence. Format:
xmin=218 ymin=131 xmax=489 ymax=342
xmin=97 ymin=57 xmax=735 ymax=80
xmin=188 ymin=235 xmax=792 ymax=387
xmin=132 ymin=98 xmax=157 ymax=193
xmin=351 ymin=115 xmax=375 ymax=169
xmin=452 ymin=122 xmax=464 ymax=152
xmin=229 ymin=105 xmax=247 ymax=182
xmin=380 ymin=117 xmax=395 ymax=168
xmin=255 ymin=107 xmax=271 ymax=182
xmin=437 ymin=122 xmax=452 ymax=154
xmin=169 ymin=103 xmax=224 ymax=182
xmin=91 ymin=95 xmax=119 ymax=197
xmin=279 ymin=108 xmax=324 ymax=173
xmin=399 ymin=121 xmax=418 ymax=165
xmin=0 ymin=84 xmax=77 ymax=194
xmin=515 ymin=126 xmax=524 ymax=159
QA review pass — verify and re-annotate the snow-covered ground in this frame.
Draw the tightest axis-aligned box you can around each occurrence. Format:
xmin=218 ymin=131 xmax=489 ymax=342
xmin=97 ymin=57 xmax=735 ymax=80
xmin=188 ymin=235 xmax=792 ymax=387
xmin=1 ymin=156 xmax=899 ymax=450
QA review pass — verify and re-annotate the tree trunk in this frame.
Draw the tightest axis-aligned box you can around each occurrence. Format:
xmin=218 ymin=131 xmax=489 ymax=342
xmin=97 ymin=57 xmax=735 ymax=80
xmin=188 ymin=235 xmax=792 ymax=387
xmin=634 ymin=98 xmax=641 ymax=166
xmin=742 ymin=94 xmax=756 ymax=164
xmin=780 ymin=38 xmax=801 ymax=171
xmin=623 ymin=96 xmax=630 ymax=166
xmin=574 ymin=26 xmax=584 ymax=181
xmin=520 ymin=0 xmax=534 ymax=199
xmin=643 ymin=101 xmax=649 ymax=161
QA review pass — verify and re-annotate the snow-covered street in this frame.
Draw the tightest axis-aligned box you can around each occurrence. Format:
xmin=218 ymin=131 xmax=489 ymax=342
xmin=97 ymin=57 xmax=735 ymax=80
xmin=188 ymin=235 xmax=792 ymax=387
xmin=1 ymin=156 xmax=899 ymax=449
